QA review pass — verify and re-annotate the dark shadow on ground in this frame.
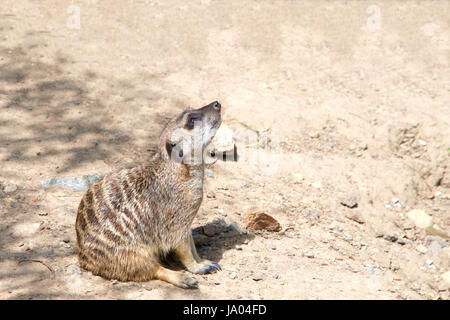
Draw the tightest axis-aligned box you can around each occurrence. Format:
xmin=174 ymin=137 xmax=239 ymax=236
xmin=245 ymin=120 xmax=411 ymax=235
xmin=0 ymin=45 xmax=131 ymax=173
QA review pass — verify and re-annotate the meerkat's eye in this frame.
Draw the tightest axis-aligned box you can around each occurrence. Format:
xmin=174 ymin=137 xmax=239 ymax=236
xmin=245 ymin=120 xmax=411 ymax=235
xmin=186 ymin=113 xmax=202 ymax=130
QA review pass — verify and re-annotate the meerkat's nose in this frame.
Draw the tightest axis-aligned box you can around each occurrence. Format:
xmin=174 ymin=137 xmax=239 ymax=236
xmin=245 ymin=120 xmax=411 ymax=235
xmin=212 ymin=101 xmax=221 ymax=111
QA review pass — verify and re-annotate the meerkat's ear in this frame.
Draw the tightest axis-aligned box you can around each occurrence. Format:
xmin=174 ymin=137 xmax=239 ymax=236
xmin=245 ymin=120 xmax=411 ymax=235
xmin=166 ymin=140 xmax=185 ymax=163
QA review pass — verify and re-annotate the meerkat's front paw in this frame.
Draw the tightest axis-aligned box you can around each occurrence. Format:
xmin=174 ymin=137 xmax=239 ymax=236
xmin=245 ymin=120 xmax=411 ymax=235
xmin=189 ymin=260 xmax=221 ymax=274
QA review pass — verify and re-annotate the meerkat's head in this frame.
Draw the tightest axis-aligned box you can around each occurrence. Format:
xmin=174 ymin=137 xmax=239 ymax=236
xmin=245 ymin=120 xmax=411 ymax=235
xmin=160 ymin=101 xmax=222 ymax=165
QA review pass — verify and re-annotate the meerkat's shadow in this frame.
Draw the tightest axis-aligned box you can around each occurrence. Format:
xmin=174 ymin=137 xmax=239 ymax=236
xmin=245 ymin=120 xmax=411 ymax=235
xmin=162 ymin=219 xmax=254 ymax=271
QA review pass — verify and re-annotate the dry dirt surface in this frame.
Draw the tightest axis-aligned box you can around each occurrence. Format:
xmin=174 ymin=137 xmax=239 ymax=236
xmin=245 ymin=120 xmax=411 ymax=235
xmin=0 ymin=0 xmax=449 ymax=300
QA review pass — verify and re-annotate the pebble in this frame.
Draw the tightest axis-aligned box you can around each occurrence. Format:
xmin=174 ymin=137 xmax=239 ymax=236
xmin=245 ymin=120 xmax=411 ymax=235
xmin=304 ymin=209 xmax=320 ymax=220
xmin=271 ymin=245 xmax=277 ymax=250
xmin=41 ymin=174 xmax=101 ymax=191
xmin=416 ymin=244 xmax=428 ymax=254
xmin=293 ymin=245 xmax=299 ymax=249
xmin=340 ymin=194 xmax=359 ymax=209
xmin=311 ymin=181 xmax=322 ymax=189
xmin=67 ymin=264 xmax=82 ymax=275
xmin=442 ymin=271 xmax=450 ymax=285
xmin=273 ymin=274 xmax=279 ymax=279
xmin=206 ymin=191 xmax=216 ymax=199
xmin=345 ymin=211 xmax=365 ymax=224
xmin=407 ymin=209 xmax=433 ymax=229
xmin=418 ymin=139 xmax=427 ymax=146
xmin=229 ymin=272 xmax=237 ymax=280
xmin=38 ymin=212 xmax=48 ymax=216
xmin=4 ymin=184 xmax=17 ymax=193
xmin=392 ymin=197 xmax=400 ymax=204
xmin=383 ymin=233 xmax=398 ymax=242
xmin=217 ymin=209 xmax=226 ymax=216
xmin=396 ymin=238 xmax=406 ymax=245
xmin=203 ymin=224 xmax=216 ymax=237
xmin=304 ymin=252 xmax=315 ymax=258
xmin=62 ymin=243 xmax=71 ymax=248
xmin=309 ymin=132 xmax=320 ymax=139
xmin=252 ymin=275 xmax=263 ymax=281
xmin=235 ymin=245 xmax=243 ymax=250
xmin=426 ymin=260 xmax=433 ymax=265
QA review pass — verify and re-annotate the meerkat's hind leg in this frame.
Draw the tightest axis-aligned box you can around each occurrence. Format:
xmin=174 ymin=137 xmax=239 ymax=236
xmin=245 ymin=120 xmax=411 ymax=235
xmin=154 ymin=265 xmax=198 ymax=289
xmin=175 ymin=234 xmax=221 ymax=275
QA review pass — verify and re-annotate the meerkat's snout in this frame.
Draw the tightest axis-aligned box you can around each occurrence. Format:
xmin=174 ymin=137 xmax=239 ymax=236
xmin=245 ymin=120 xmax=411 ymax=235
xmin=163 ymin=101 xmax=222 ymax=165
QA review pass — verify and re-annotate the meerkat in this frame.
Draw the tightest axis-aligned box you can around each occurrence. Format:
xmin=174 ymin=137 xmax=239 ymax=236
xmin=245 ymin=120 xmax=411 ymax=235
xmin=75 ymin=101 xmax=222 ymax=289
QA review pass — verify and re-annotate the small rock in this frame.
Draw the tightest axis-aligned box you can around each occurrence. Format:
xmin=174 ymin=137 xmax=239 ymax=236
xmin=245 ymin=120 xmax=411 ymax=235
xmin=418 ymin=139 xmax=427 ymax=146
xmin=252 ymin=275 xmax=263 ymax=281
xmin=203 ymin=224 xmax=216 ymax=237
xmin=416 ymin=244 xmax=428 ymax=254
xmin=426 ymin=260 xmax=433 ymax=265
xmin=392 ymin=197 xmax=400 ymax=204
xmin=206 ymin=191 xmax=216 ymax=199
xmin=217 ymin=209 xmax=226 ymax=216
xmin=229 ymin=272 xmax=237 ymax=280
xmin=62 ymin=243 xmax=71 ymax=248
xmin=235 ymin=245 xmax=243 ymax=251
xmin=383 ymin=234 xmax=398 ymax=242
xmin=62 ymin=239 xmax=70 ymax=243
xmin=38 ymin=212 xmax=48 ymax=216
xmin=398 ymin=293 xmax=408 ymax=300
xmin=407 ymin=209 xmax=433 ymax=229
xmin=304 ymin=209 xmax=320 ymax=220
xmin=273 ymin=274 xmax=279 ymax=279
xmin=345 ymin=211 xmax=365 ymax=224
xmin=397 ymin=238 xmax=406 ymax=245
xmin=441 ymin=271 xmax=450 ymax=286
xmin=309 ymin=132 xmax=320 ymax=139
xmin=41 ymin=174 xmax=101 ymax=191
xmin=390 ymin=265 xmax=400 ymax=271
xmin=311 ymin=181 xmax=322 ymax=189
xmin=67 ymin=264 xmax=82 ymax=275
xmin=293 ymin=245 xmax=299 ymax=249
xmin=304 ymin=252 xmax=315 ymax=258
xmin=245 ymin=212 xmax=281 ymax=233
xmin=4 ymin=184 xmax=17 ymax=193
xmin=340 ymin=194 xmax=359 ymax=209
xmin=271 ymin=245 xmax=277 ymax=250
xmin=239 ymin=259 xmax=247 ymax=265
xmin=375 ymin=232 xmax=384 ymax=238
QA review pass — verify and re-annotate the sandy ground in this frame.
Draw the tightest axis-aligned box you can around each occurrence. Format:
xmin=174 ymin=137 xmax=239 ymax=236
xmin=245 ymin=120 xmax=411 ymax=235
xmin=0 ymin=0 xmax=449 ymax=300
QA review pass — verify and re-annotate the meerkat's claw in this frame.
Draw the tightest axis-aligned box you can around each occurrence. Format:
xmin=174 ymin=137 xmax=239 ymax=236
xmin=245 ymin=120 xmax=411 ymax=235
xmin=211 ymin=262 xmax=222 ymax=271
xmin=194 ymin=261 xmax=221 ymax=274
xmin=177 ymin=274 xmax=199 ymax=289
